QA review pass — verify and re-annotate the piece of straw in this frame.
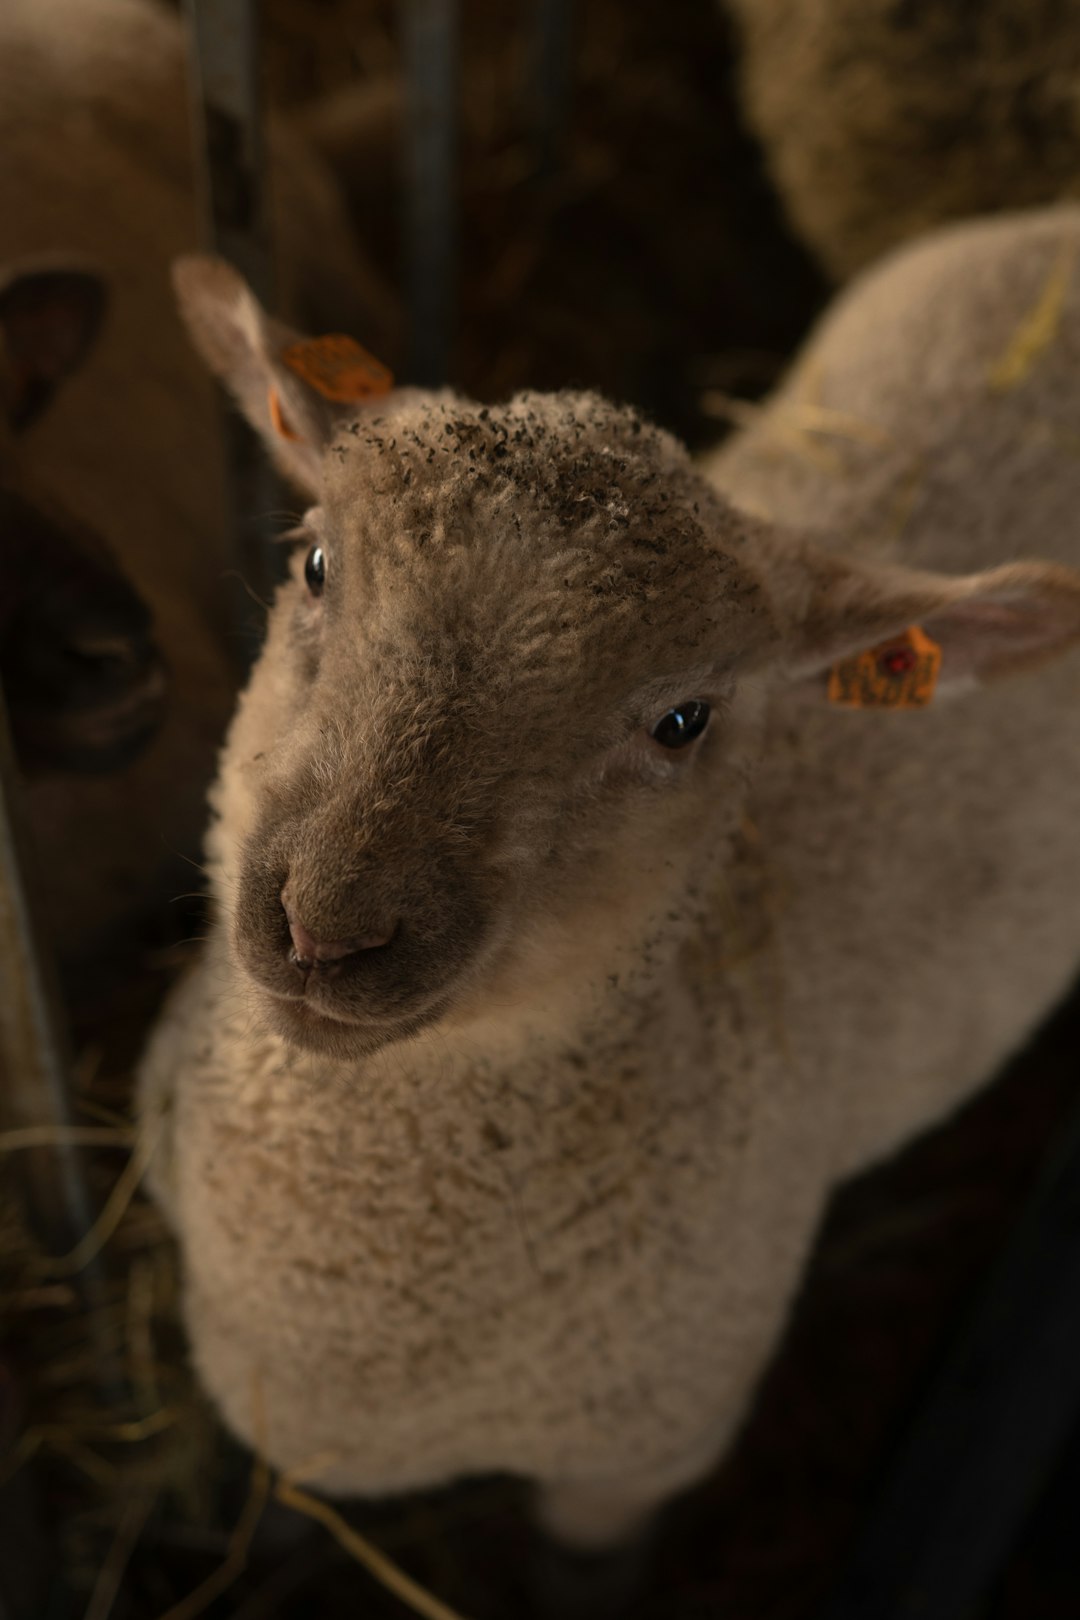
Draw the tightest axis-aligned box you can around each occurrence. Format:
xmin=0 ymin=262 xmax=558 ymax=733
xmin=39 ymin=1114 xmax=162 ymax=1278
xmin=156 ymin=1450 xmax=270 ymax=1620
xmin=0 ymin=1126 xmax=132 ymax=1153
xmin=83 ymin=1490 xmax=157 ymax=1620
xmin=275 ymin=1477 xmax=473 ymax=1620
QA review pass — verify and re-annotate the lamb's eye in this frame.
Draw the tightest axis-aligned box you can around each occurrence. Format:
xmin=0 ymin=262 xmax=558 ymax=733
xmin=304 ymin=545 xmax=326 ymax=596
xmin=651 ymin=700 xmax=710 ymax=749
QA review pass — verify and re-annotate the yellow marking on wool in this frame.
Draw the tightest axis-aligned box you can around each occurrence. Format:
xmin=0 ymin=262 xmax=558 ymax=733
xmin=989 ymin=241 xmax=1077 ymax=392
xmin=828 ymin=625 xmax=942 ymax=710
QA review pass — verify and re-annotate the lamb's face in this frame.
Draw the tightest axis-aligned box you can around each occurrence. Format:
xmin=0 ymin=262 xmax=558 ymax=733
xmin=217 ymin=394 xmax=778 ymax=1059
xmin=178 ymin=258 xmax=1080 ymax=1060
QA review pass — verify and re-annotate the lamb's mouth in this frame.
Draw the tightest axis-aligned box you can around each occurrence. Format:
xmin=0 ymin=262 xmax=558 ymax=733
xmin=234 ymin=896 xmax=501 ymax=1059
xmin=257 ymin=985 xmax=449 ymax=1059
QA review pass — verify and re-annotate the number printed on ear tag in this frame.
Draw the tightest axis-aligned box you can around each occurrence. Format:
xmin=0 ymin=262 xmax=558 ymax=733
xmin=281 ymin=334 xmax=394 ymax=402
xmin=828 ymin=625 xmax=943 ymax=709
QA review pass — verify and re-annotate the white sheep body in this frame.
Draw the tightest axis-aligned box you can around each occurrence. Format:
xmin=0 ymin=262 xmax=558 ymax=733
xmin=140 ymin=207 xmax=1080 ymax=1544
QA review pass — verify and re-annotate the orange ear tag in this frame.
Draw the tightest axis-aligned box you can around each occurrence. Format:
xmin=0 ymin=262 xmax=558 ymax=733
xmin=828 ymin=625 xmax=942 ymax=709
xmin=280 ymin=334 xmax=394 ymax=402
xmin=267 ymin=387 xmax=302 ymax=442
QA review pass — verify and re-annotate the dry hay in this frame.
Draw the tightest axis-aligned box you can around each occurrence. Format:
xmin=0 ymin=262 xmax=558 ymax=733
xmin=0 ymin=1059 xmax=219 ymax=1617
xmin=0 ymin=1009 xmax=494 ymax=1620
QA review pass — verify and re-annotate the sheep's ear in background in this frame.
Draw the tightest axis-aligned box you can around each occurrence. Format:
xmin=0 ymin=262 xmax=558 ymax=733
xmin=172 ymin=254 xmax=393 ymax=496
xmin=772 ymin=545 xmax=1080 ymax=706
xmin=0 ymin=262 xmax=107 ymax=433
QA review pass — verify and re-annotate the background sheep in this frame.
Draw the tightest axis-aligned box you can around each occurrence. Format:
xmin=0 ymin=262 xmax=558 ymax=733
xmin=1 ymin=0 xmax=393 ymax=981
xmin=0 ymin=264 xmax=164 ymax=776
xmin=139 ymin=204 xmax=1080 ymax=1580
xmin=727 ymin=0 xmax=1080 ymax=280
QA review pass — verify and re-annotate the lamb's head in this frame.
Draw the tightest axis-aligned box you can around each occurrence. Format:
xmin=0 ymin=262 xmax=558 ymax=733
xmin=0 ymin=261 xmax=166 ymax=774
xmin=176 ymin=256 xmax=1080 ymax=1059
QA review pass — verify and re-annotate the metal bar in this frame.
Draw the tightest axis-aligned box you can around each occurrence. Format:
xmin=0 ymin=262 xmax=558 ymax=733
xmin=0 ymin=691 xmax=121 ymax=1410
xmin=400 ymin=0 xmax=459 ymax=387
xmin=184 ymin=0 xmax=271 ymax=302
xmin=0 ymin=694 xmax=99 ymax=1260
xmin=821 ymin=1090 xmax=1080 ymax=1620
xmin=531 ymin=0 xmax=574 ymax=179
xmin=184 ymin=0 xmax=279 ymax=637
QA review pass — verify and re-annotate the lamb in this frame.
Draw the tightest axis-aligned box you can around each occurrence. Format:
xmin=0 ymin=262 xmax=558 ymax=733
xmin=1 ymin=0 xmax=393 ymax=966
xmin=0 ymin=263 xmax=165 ymax=776
xmin=727 ymin=0 xmax=1080 ymax=280
xmin=139 ymin=206 xmax=1080 ymax=1565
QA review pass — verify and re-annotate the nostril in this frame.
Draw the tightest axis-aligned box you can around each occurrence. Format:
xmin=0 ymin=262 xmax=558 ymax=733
xmin=283 ymin=905 xmax=319 ymax=967
xmin=280 ymin=889 xmax=396 ymax=975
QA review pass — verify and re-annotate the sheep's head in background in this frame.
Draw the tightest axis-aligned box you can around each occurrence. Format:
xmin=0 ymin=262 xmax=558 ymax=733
xmin=174 ymin=254 xmax=1080 ymax=1063
xmin=0 ymin=262 xmax=166 ymax=774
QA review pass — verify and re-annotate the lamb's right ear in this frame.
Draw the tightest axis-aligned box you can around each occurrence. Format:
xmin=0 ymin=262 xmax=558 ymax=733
xmin=172 ymin=255 xmax=394 ymax=495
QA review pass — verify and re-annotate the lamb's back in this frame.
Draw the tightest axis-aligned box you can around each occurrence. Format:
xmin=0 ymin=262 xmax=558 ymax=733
xmin=709 ymin=207 xmax=1080 ymax=1175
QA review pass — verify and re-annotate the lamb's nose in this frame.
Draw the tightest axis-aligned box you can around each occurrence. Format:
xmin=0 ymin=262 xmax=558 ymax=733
xmin=281 ymin=891 xmax=394 ymax=973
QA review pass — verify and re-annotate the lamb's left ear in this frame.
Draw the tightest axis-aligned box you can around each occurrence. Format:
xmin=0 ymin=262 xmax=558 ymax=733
xmin=172 ymin=255 xmax=394 ymax=496
xmin=770 ymin=541 xmax=1080 ymax=703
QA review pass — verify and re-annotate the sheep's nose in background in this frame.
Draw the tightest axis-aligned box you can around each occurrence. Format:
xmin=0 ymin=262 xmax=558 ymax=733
xmin=281 ymin=890 xmax=394 ymax=974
